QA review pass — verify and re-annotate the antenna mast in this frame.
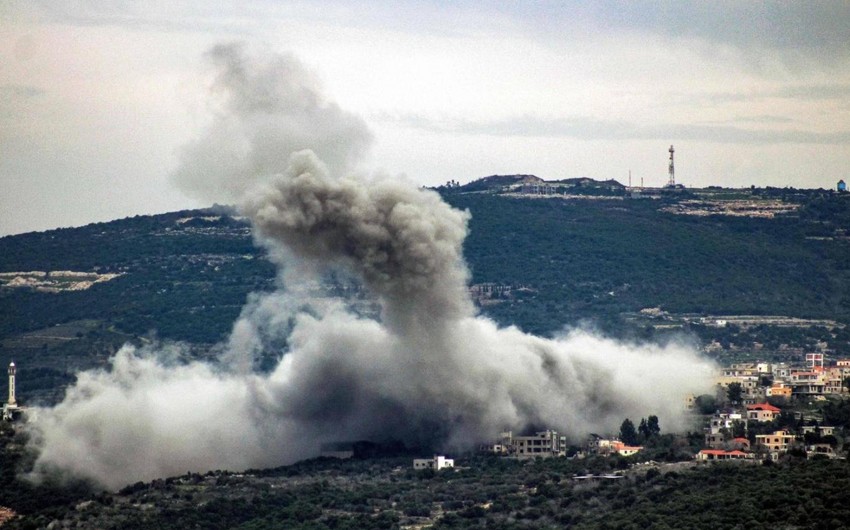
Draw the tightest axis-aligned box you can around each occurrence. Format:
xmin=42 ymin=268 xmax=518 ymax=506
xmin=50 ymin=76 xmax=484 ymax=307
xmin=667 ymin=145 xmax=675 ymax=187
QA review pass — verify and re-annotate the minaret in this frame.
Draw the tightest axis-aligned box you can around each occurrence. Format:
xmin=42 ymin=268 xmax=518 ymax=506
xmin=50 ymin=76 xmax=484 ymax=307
xmin=8 ymin=362 xmax=16 ymax=407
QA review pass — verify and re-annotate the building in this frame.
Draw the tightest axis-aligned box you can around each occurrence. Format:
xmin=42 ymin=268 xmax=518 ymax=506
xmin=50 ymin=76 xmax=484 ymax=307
xmin=696 ymin=449 xmax=753 ymax=461
xmin=616 ymin=445 xmax=643 ymax=457
xmin=587 ymin=435 xmax=642 ymax=457
xmin=839 ymin=179 xmax=847 ymax=192
xmin=413 ymin=455 xmax=454 ymax=471
xmin=767 ymin=384 xmax=792 ymax=399
xmin=755 ymin=430 xmax=796 ymax=456
xmin=801 ymin=425 xmax=835 ymax=437
xmin=511 ymin=430 xmax=568 ymax=458
xmin=746 ymin=403 xmax=781 ymax=422
xmin=806 ymin=444 xmax=837 ymax=459
xmin=705 ymin=411 xmax=745 ymax=448
xmin=789 ymin=371 xmax=827 ymax=395
xmin=731 ymin=437 xmax=750 ymax=450
xmin=479 ymin=431 xmax=514 ymax=455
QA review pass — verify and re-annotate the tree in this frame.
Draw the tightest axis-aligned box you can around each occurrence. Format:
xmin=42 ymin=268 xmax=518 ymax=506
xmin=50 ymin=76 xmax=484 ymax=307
xmin=726 ymin=383 xmax=743 ymax=405
xmin=694 ymin=394 xmax=717 ymax=415
xmin=731 ymin=419 xmax=747 ymax=439
xmin=638 ymin=418 xmax=649 ymax=441
xmin=646 ymin=415 xmax=661 ymax=437
xmin=638 ymin=416 xmax=661 ymax=441
xmin=620 ymin=418 xmax=638 ymax=446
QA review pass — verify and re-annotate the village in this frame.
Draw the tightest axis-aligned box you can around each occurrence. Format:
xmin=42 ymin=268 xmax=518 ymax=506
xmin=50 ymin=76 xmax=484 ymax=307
xmin=413 ymin=352 xmax=850 ymax=471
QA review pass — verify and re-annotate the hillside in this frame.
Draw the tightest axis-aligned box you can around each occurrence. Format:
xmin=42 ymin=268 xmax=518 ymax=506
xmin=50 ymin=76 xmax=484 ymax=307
xmin=1 ymin=185 xmax=850 ymax=403
xmin=2 ymin=444 xmax=850 ymax=529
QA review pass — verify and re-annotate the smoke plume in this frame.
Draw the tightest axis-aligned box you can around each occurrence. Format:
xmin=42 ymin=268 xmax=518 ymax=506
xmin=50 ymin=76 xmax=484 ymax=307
xmin=27 ymin=46 xmax=715 ymax=490
xmin=171 ymin=42 xmax=373 ymax=203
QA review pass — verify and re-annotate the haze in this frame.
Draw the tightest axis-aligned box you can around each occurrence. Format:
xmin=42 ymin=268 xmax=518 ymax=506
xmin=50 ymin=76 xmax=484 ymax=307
xmin=2 ymin=1 xmax=850 ymax=235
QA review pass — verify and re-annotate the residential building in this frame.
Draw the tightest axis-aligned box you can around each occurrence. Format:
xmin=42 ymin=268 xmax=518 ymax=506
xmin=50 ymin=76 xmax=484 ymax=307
xmin=696 ymin=449 xmax=753 ymax=461
xmin=755 ymin=430 xmax=796 ymax=456
xmin=806 ymin=444 xmax=837 ymax=459
xmin=413 ymin=456 xmax=454 ymax=470
xmin=616 ymin=445 xmax=643 ymax=457
xmin=587 ymin=435 xmax=642 ymax=457
xmin=704 ymin=411 xmax=744 ymax=448
xmin=790 ymin=371 xmax=826 ymax=395
xmin=801 ymin=425 xmax=835 ymax=437
xmin=746 ymin=403 xmax=781 ymax=422
xmin=512 ymin=430 xmax=567 ymax=458
xmin=766 ymin=384 xmax=792 ymax=399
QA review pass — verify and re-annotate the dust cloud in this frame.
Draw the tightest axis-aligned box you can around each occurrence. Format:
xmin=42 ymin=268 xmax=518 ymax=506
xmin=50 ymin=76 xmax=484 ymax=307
xmin=27 ymin=45 xmax=715 ymax=490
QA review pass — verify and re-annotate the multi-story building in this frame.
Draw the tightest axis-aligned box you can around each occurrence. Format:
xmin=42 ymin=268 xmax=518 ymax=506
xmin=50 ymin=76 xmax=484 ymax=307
xmin=746 ymin=402 xmax=781 ymax=422
xmin=483 ymin=430 xmax=569 ymax=458
xmin=790 ymin=371 xmax=826 ymax=395
xmin=704 ymin=411 xmax=745 ymax=448
xmin=511 ymin=430 xmax=567 ymax=458
xmin=755 ymin=430 xmax=796 ymax=456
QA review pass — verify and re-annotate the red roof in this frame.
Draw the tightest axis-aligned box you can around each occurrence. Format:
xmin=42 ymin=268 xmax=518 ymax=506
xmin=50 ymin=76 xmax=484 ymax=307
xmin=732 ymin=437 xmax=749 ymax=443
xmin=747 ymin=403 xmax=780 ymax=412
xmin=699 ymin=449 xmax=748 ymax=456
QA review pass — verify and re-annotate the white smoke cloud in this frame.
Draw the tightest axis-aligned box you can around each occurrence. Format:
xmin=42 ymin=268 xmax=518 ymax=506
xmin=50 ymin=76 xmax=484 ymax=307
xmin=170 ymin=42 xmax=373 ymax=203
xmin=27 ymin=46 xmax=716 ymax=491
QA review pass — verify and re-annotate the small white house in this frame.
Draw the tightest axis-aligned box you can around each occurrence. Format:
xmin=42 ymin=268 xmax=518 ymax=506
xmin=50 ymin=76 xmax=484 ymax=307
xmin=413 ymin=455 xmax=454 ymax=471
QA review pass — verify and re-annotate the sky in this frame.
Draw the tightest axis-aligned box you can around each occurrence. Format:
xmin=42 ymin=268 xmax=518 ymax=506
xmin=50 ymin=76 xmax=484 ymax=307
xmin=1 ymin=1 xmax=850 ymax=236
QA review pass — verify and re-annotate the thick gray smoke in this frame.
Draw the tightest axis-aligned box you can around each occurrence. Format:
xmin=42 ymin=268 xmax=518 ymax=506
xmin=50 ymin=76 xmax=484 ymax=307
xmin=27 ymin=46 xmax=716 ymax=491
xmin=171 ymin=42 xmax=373 ymax=203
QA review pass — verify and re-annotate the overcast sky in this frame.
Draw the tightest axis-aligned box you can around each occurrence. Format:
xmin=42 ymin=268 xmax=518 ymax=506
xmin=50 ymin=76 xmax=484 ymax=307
xmin=2 ymin=1 xmax=850 ymax=236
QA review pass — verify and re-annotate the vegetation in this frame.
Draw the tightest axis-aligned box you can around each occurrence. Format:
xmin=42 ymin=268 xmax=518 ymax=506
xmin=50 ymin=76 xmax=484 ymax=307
xmin=3 ymin=449 xmax=850 ymax=529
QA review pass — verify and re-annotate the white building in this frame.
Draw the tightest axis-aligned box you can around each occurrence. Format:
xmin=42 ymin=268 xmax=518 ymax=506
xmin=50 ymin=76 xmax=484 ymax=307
xmin=413 ymin=455 xmax=454 ymax=471
xmin=704 ymin=411 xmax=745 ymax=448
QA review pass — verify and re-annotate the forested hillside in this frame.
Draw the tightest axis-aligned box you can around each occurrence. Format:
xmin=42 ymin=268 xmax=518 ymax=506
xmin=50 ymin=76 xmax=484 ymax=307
xmin=446 ymin=191 xmax=850 ymax=334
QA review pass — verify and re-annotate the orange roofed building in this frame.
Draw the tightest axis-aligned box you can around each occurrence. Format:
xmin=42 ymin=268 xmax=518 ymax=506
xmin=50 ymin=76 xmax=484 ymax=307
xmin=696 ymin=449 xmax=753 ymax=461
xmin=746 ymin=402 xmax=781 ymax=422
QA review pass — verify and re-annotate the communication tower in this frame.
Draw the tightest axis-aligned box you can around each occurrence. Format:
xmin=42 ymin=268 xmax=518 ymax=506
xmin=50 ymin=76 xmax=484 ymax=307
xmin=667 ymin=145 xmax=675 ymax=187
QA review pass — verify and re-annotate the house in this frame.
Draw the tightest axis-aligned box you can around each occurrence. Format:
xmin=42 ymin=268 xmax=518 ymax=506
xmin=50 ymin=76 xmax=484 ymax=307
xmin=746 ymin=403 xmax=781 ymax=422
xmin=587 ymin=436 xmax=642 ymax=457
xmin=806 ymin=444 xmax=837 ymax=459
xmin=730 ymin=437 xmax=750 ymax=450
xmin=755 ymin=430 xmax=796 ymax=455
xmin=704 ymin=411 xmax=745 ymax=448
xmin=790 ymin=371 xmax=826 ymax=395
xmin=616 ymin=445 xmax=643 ymax=457
xmin=696 ymin=449 xmax=753 ymax=461
xmin=413 ymin=455 xmax=454 ymax=470
xmin=801 ymin=425 xmax=835 ymax=437
xmin=767 ymin=384 xmax=792 ymax=399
